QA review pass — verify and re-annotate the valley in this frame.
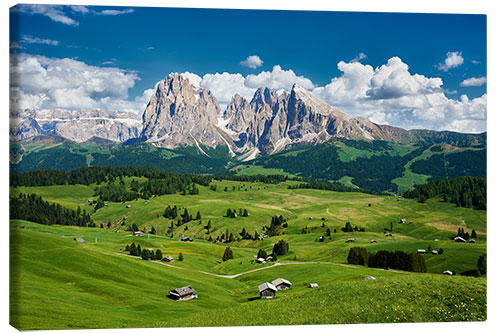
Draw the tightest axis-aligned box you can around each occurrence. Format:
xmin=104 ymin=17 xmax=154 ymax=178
xmin=9 ymin=173 xmax=486 ymax=329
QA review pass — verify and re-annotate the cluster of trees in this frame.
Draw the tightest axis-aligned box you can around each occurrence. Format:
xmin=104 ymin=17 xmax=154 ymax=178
xmin=10 ymin=193 xmax=93 ymax=227
xmin=455 ymin=228 xmax=477 ymax=240
xmin=225 ymin=208 xmax=249 ymax=218
xmin=347 ymin=247 xmax=427 ymax=273
xmin=272 ymin=239 xmax=289 ymax=256
xmin=125 ymin=242 xmax=163 ymax=260
xmin=214 ymin=229 xmax=235 ymax=243
xmin=341 ymin=222 xmax=365 ymax=232
xmin=212 ymin=174 xmax=290 ymax=184
xmin=94 ymin=178 xmax=201 ymax=203
xmin=256 ymin=249 xmax=277 ymax=260
xmin=164 ymin=207 xmax=201 ymax=228
xmin=11 ymin=166 xmax=211 ymax=188
xmin=287 ymin=181 xmax=375 ymax=195
xmin=403 ymin=176 xmax=486 ymax=210
xmin=163 ymin=205 xmax=178 ymax=219
xmin=264 ymin=215 xmax=287 ymax=237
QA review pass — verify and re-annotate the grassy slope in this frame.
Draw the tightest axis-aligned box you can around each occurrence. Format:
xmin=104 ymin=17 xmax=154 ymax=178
xmin=10 ymin=180 xmax=487 ymax=329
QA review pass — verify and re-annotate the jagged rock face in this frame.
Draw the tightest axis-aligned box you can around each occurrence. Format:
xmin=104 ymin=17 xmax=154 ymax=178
xmin=9 ymin=109 xmax=142 ymax=142
xmin=141 ymin=73 xmax=225 ymax=150
xmin=222 ymin=84 xmax=394 ymax=155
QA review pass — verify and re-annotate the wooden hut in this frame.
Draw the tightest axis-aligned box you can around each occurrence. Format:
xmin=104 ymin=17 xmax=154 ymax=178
xmin=258 ymin=282 xmax=277 ymax=299
xmin=169 ymin=286 xmax=198 ymax=301
xmin=272 ymin=278 xmax=292 ymax=290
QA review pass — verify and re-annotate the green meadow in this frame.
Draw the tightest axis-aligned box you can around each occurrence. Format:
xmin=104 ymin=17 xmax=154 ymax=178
xmin=10 ymin=178 xmax=486 ymax=329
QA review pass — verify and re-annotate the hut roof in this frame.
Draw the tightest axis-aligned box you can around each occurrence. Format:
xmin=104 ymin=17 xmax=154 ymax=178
xmin=364 ymin=276 xmax=376 ymax=281
xmin=309 ymin=283 xmax=319 ymax=288
xmin=258 ymin=282 xmax=277 ymax=293
xmin=75 ymin=238 xmax=86 ymax=243
xmin=170 ymin=286 xmax=195 ymax=297
xmin=272 ymin=278 xmax=292 ymax=286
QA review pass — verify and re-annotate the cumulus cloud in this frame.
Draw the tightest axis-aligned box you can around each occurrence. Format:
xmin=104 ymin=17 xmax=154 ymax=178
xmin=240 ymin=55 xmax=264 ymax=69
xmin=10 ymin=54 xmax=150 ymax=114
xmin=437 ymin=51 xmax=464 ymax=71
xmin=460 ymin=76 xmax=487 ymax=87
xmin=313 ymin=56 xmax=486 ymax=133
xmin=97 ymin=9 xmax=135 ymax=16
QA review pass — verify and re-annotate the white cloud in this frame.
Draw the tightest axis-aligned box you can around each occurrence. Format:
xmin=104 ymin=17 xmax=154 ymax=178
xmin=350 ymin=52 xmax=367 ymax=63
xmin=313 ymin=56 xmax=486 ymax=133
xmin=15 ymin=4 xmax=79 ymax=26
xmin=240 ymin=55 xmax=264 ymax=69
xmin=10 ymin=54 xmax=150 ymax=114
xmin=460 ymin=76 xmax=487 ymax=87
xmin=245 ymin=65 xmax=315 ymax=90
xmin=97 ymin=9 xmax=134 ymax=16
xmin=437 ymin=51 xmax=464 ymax=71
xmin=21 ymin=35 xmax=59 ymax=46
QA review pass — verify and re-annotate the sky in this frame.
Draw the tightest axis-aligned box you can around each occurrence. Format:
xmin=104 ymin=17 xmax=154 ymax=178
xmin=9 ymin=4 xmax=487 ymax=133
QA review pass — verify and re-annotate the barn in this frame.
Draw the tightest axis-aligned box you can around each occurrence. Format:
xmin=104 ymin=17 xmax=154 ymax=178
xmin=169 ymin=286 xmax=198 ymax=301
xmin=258 ymin=282 xmax=277 ymax=299
xmin=272 ymin=278 xmax=292 ymax=290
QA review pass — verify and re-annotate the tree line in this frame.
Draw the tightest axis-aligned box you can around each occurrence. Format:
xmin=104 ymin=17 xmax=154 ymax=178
xmin=212 ymin=174 xmax=291 ymax=184
xmin=10 ymin=193 xmax=93 ymax=227
xmin=10 ymin=166 xmax=211 ymax=188
xmin=348 ymin=247 xmax=427 ymax=273
xmin=403 ymin=176 xmax=486 ymax=210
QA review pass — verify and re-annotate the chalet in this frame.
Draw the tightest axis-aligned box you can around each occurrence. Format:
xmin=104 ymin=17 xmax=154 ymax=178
xmin=105 ymin=204 xmax=110 ymax=207
xmin=180 ymin=237 xmax=193 ymax=242
xmin=75 ymin=238 xmax=86 ymax=243
xmin=409 ymin=221 xmax=414 ymax=224
xmin=469 ymin=239 xmax=476 ymax=243
xmin=309 ymin=217 xmax=313 ymax=220
xmin=417 ymin=249 xmax=426 ymax=254
xmin=272 ymin=278 xmax=292 ymax=290
xmin=400 ymin=219 xmax=406 ymax=224
xmin=88 ymin=199 xmax=93 ymax=203
xmin=431 ymin=250 xmax=439 ymax=255
xmin=321 ymin=217 xmax=327 ymax=221
xmin=169 ymin=286 xmax=198 ymax=301
xmin=144 ymin=200 xmax=150 ymax=204
xmin=309 ymin=283 xmax=318 ymax=288
xmin=454 ymin=236 xmax=466 ymax=243
xmin=258 ymin=282 xmax=277 ymax=299
xmin=162 ymin=256 xmax=174 ymax=262
xmin=266 ymin=256 xmax=275 ymax=262
xmin=126 ymin=205 xmax=131 ymax=208
xmin=385 ymin=233 xmax=393 ymax=237
xmin=442 ymin=270 xmax=454 ymax=275
xmin=256 ymin=258 xmax=266 ymax=264
xmin=346 ymin=238 xmax=356 ymax=243
xmin=364 ymin=276 xmax=376 ymax=281
xmin=370 ymin=240 xmax=377 ymax=243
xmin=134 ymin=231 xmax=144 ymax=236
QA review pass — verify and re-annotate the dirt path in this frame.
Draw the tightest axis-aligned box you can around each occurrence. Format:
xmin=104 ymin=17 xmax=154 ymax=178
xmin=114 ymin=252 xmax=372 ymax=279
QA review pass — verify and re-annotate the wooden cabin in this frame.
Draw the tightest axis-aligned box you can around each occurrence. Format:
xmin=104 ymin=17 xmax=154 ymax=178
xmin=272 ymin=278 xmax=292 ymax=290
xmin=169 ymin=286 xmax=198 ymax=301
xmin=309 ymin=283 xmax=319 ymax=288
xmin=162 ymin=256 xmax=174 ymax=262
xmin=258 ymin=282 xmax=277 ymax=299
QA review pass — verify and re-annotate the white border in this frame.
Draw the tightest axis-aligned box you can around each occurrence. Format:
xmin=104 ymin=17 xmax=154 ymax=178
xmin=2 ymin=1 xmax=497 ymax=333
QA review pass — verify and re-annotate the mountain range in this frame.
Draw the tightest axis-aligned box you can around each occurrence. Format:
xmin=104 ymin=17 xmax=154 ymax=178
xmin=10 ymin=73 xmax=486 ymax=161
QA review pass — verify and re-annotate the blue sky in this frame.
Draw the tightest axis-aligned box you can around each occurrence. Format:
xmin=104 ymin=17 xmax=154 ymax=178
xmin=9 ymin=4 xmax=487 ymax=133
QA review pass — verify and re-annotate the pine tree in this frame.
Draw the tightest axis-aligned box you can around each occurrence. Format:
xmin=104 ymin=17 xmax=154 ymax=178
xmin=222 ymin=247 xmax=234 ymax=261
xmin=155 ymin=249 xmax=162 ymax=260
xmin=178 ymin=253 xmax=184 ymax=261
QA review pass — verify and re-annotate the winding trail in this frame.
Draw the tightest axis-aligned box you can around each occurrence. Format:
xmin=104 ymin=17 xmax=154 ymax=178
xmin=114 ymin=252 xmax=408 ymax=278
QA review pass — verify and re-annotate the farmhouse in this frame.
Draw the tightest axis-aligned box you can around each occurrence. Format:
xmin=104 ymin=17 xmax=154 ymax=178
xmin=442 ymin=270 xmax=454 ymax=275
xmin=272 ymin=278 xmax=292 ymax=290
xmin=126 ymin=205 xmax=131 ymax=208
xmin=370 ymin=240 xmax=377 ymax=243
xmin=431 ymin=250 xmax=439 ymax=255
xmin=385 ymin=233 xmax=393 ymax=237
xmin=400 ymin=219 xmax=406 ymax=224
xmin=162 ymin=256 xmax=174 ymax=262
xmin=169 ymin=286 xmax=198 ymax=301
xmin=258 ymin=282 xmax=277 ymax=299
xmin=266 ymin=256 xmax=275 ymax=262
xmin=134 ymin=231 xmax=144 ymax=236
xmin=364 ymin=276 xmax=376 ymax=281
xmin=469 ymin=239 xmax=476 ymax=243
xmin=309 ymin=283 xmax=318 ymax=288
xmin=454 ymin=236 xmax=466 ymax=243
xmin=417 ymin=249 xmax=426 ymax=254
xmin=180 ymin=237 xmax=193 ymax=242
xmin=256 ymin=258 xmax=266 ymax=264
xmin=346 ymin=238 xmax=356 ymax=243
xmin=75 ymin=238 xmax=86 ymax=243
